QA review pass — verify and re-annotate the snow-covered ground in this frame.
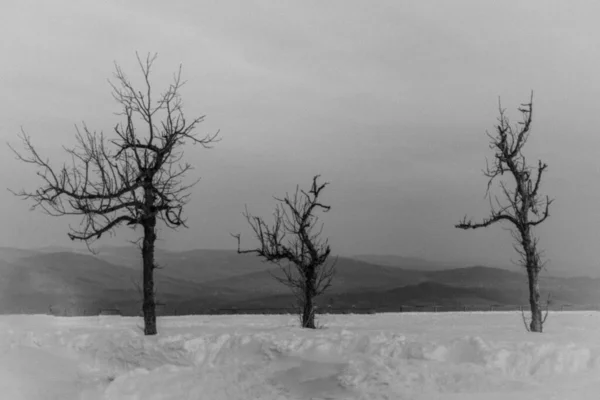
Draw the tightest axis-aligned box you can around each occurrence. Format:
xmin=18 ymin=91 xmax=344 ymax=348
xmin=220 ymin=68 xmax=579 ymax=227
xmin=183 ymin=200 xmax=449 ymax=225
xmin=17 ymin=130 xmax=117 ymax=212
xmin=1 ymin=312 xmax=599 ymax=400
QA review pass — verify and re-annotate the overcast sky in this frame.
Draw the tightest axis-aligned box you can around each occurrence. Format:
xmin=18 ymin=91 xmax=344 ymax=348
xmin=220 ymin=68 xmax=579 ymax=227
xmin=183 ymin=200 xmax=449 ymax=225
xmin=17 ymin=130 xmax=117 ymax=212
xmin=1 ymin=0 xmax=600 ymax=276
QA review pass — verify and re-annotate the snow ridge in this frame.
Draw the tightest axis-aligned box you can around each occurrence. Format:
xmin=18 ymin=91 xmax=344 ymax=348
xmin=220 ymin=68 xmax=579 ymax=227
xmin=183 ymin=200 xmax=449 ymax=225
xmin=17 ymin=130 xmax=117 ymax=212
xmin=1 ymin=313 xmax=600 ymax=399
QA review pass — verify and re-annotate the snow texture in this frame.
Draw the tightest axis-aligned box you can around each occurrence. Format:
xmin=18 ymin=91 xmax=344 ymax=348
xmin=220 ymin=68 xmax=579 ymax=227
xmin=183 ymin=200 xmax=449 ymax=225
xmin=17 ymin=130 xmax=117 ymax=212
xmin=0 ymin=312 xmax=599 ymax=399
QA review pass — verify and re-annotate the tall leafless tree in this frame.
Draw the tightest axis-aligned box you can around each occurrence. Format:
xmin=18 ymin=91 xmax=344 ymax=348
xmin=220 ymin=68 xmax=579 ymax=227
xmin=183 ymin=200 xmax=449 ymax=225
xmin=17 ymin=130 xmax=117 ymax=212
xmin=456 ymin=93 xmax=553 ymax=333
xmin=8 ymin=53 xmax=219 ymax=335
xmin=233 ymin=175 xmax=336 ymax=329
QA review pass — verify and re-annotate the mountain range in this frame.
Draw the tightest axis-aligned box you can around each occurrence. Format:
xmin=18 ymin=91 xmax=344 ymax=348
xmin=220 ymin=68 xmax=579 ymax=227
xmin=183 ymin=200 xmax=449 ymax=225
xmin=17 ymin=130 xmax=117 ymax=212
xmin=0 ymin=246 xmax=598 ymax=316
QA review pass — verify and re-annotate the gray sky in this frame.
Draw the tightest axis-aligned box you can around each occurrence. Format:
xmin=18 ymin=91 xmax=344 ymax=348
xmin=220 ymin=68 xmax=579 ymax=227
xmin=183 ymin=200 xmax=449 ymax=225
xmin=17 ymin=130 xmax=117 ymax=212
xmin=1 ymin=0 xmax=600 ymax=276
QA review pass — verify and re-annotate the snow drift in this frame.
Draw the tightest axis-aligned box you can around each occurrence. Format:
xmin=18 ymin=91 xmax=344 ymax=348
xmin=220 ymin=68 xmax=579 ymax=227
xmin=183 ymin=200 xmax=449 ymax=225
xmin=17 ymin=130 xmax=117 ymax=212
xmin=1 ymin=312 xmax=599 ymax=399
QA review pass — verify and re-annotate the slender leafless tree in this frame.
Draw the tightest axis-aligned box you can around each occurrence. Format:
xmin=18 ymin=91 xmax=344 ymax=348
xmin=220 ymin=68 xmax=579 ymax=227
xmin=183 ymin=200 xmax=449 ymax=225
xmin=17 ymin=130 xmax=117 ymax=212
xmin=233 ymin=175 xmax=336 ymax=329
xmin=8 ymin=53 xmax=219 ymax=335
xmin=456 ymin=93 xmax=553 ymax=333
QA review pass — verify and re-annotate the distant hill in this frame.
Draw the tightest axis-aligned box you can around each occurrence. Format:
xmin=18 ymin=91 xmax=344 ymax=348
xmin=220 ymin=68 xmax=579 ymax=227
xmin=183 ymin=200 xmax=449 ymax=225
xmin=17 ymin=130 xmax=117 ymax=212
xmin=0 ymin=252 xmax=137 ymax=313
xmin=352 ymin=254 xmax=460 ymax=271
xmin=225 ymin=282 xmax=519 ymax=311
xmin=353 ymin=254 xmax=600 ymax=279
xmin=0 ymin=246 xmax=598 ymax=315
xmin=93 ymin=246 xmax=275 ymax=282
xmin=0 ymin=247 xmax=39 ymax=263
xmin=0 ymin=251 xmax=204 ymax=314
xmin=423 ymin=265 xmax=527 ymax=287
xmin=197 ymin=257 xmax=426 ymax=298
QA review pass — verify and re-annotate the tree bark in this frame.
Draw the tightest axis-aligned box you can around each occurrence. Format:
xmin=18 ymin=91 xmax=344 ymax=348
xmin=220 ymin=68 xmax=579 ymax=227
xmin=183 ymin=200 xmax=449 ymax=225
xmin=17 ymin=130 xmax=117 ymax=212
xmin=527 ymin=267 xmax=542 ymax=332
xmin=302 ymin=269 xmax=316 ymax=329
xmin=142 ymin=193 xmax=157 ymax=335
xmin=302 ymin=293 xmax=315 ymax=329
xmin=522 ymin=227 xmax=543 ymax=333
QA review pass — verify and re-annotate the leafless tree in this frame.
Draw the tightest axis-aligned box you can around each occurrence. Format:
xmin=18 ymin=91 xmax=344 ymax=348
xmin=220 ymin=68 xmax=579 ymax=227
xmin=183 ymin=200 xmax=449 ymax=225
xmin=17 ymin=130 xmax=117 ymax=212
xmin=233 ymin=175 xmax=336 ymax=329
xmin=456 ymin=93 xmax=553 ymax=333
xmin=8 ymin=53 xmax=219 ymax=335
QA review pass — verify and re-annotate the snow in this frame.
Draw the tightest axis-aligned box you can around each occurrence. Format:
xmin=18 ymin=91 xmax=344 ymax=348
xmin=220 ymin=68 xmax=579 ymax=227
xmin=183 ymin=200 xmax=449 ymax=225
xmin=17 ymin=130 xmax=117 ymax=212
xmin=1 ymin=312 xmax=599 ymax=399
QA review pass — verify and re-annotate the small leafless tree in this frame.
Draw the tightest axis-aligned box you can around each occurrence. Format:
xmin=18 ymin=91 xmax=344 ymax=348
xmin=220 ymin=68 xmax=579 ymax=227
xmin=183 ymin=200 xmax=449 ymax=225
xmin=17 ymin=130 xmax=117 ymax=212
xmin=9 ymin=53 xmax=219 ymax=335
xmin=233 ymin=175 xmax=336 ymax=329
xmin=456 ymin=93 xmax=553 ymax=333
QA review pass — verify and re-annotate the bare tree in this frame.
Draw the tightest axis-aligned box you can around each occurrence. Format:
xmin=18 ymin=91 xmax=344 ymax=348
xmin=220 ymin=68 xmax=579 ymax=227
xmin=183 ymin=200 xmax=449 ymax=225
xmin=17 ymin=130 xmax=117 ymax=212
xmin=456 ymin=93 xmax=553 ymax=333
xmin=233 ymin=175 xmax=336 ymax=329
xmin=8 ymin=53 xmax=219 ymax=335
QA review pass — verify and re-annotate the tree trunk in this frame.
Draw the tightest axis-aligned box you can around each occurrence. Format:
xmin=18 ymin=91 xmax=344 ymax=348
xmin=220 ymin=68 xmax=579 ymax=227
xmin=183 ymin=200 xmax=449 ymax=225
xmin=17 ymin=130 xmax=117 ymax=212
xmin=301 ymin=270 xmax=316 ymax=329
xmin=527 ymin=267 xmax=542 ymax=332
xmin=142 ymin=215 xmax=157 ymax=336
xmin=522 ymin=226 xmax=543 ymax=333
xmin=302 ymin=294 xmax=315 ymax=329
